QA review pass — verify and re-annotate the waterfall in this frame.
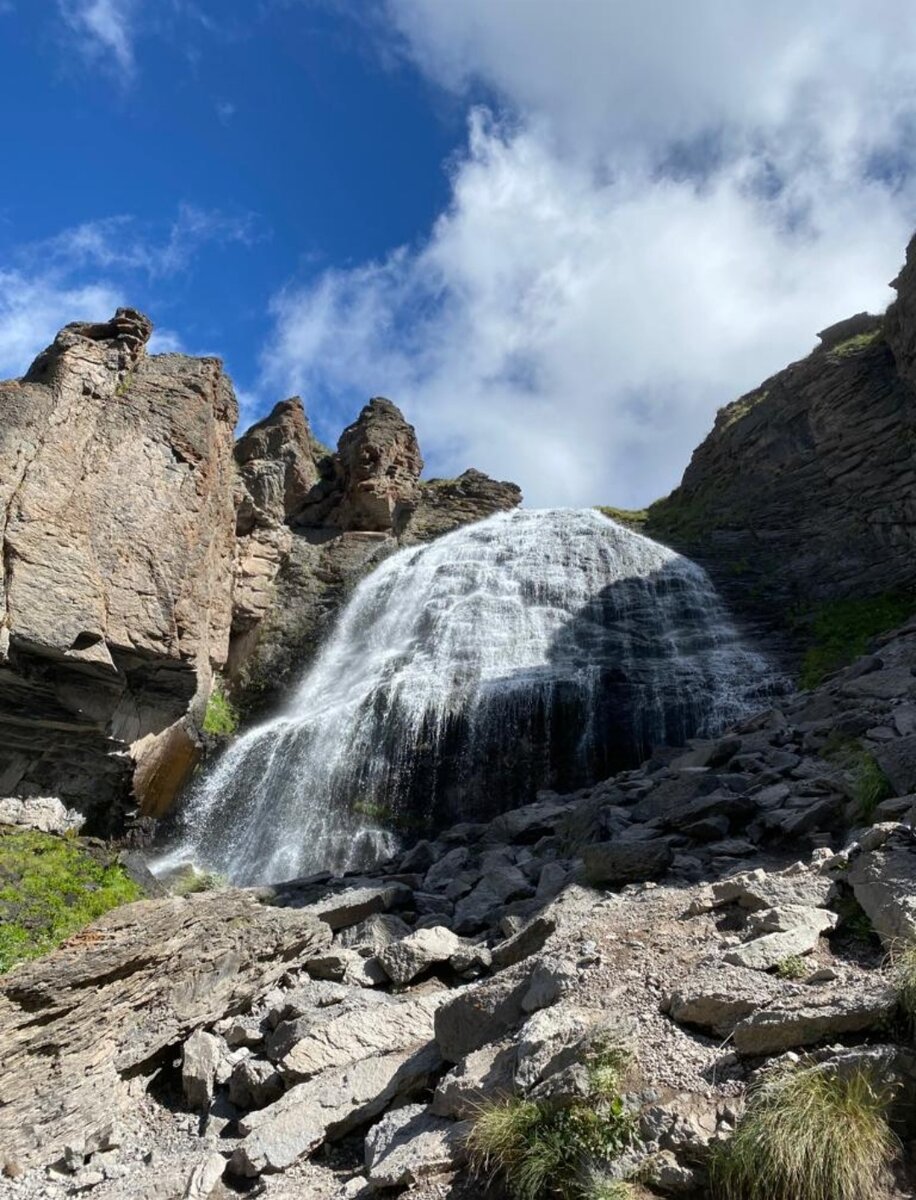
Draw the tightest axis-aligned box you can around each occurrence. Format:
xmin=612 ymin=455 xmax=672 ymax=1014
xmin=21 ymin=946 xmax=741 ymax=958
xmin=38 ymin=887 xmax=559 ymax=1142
xmin=157 ymin=508 xmax=780 ymax=886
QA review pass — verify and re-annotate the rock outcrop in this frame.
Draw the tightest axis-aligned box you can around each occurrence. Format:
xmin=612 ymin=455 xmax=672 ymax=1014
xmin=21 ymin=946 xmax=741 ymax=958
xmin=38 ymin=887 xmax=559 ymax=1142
xmin=228 ymin=398 xmax=521 ymax=711
xmin=0 ymin=311 xmax=238 ymax=829
xmin=0 ymin=317 xmax=521 ymax=824
xmin=646 ymin=235 xmax=916 ymax=623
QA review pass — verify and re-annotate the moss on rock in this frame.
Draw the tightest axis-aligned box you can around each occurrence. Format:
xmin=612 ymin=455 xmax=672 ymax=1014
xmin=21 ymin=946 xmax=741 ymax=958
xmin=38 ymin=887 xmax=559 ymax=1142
xmin=0 ymin=829 xmax=143 ymax=974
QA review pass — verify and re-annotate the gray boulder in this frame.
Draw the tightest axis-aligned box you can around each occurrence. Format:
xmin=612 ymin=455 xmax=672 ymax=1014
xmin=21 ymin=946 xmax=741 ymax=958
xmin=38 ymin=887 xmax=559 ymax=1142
xmin=364 ymin=1104 xmax=471 ymax=1188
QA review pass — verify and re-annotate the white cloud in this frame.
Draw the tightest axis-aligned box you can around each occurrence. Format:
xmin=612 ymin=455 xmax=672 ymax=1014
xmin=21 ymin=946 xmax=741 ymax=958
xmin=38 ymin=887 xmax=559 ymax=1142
xmin=0 ymin=270 xmax=123 ymax=379
xmin=29 ymin=205 xmax=260 ymax=280
xmin=60 ymin=0 xmax=137 ymax=80
xmin=262 ymin=2 xmax=916 ymax=506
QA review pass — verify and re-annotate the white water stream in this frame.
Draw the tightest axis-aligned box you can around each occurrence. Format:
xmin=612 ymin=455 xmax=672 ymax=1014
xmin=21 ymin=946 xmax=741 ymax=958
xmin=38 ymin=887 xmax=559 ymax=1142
xmin=157 ymin=509 xmax=779 ymax=885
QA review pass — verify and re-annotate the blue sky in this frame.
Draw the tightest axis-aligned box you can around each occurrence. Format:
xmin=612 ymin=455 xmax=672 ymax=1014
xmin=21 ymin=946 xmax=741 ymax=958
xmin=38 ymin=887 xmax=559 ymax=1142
xmin=2 ymin=2 xmax=916 ymax=505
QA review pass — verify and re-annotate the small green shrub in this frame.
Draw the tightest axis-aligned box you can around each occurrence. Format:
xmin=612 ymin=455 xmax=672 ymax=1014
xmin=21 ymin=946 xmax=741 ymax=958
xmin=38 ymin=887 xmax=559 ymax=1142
xmin=467 ymin=1043 xmax=634 ymax=1200
xmin=0 ymin=830 xmax=142 ymax=974
xmin=709 ymin=1061 xmax=898 ymax=1200
xmin=830 ymin=329 xmax=884 ymax=357
xmin=820 ymin=734 xmax=892 ymax=821
xmin=775 ymin=954 xmax=808 ymax=980
xmin=203 ymin=682 xmax=239 ymax=736
xmin=796 ymin=593 xmax=914 ymax=689
xmin=851 ymin=754 xmax=893 ymax=822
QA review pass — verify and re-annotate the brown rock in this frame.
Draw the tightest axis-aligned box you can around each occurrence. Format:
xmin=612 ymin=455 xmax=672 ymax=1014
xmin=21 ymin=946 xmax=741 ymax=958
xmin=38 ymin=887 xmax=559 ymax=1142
xmin=0 ymin=310 xmax=238 ymax=827
xmin=0 ymin=888 xmax=330 ymax=1169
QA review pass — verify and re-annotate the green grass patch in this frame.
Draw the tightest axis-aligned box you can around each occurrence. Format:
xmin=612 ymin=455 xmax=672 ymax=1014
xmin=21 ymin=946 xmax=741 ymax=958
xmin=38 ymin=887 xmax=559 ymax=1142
xmin=0 ymin=829 xmax=142 ymax=974
xmin=583 ymin=1177 xmax=636 ymax=1200
xmin=796 ymin=593 xmax=915 ymax=689
xmin=709 ymin=1060 xmax=899 ymax=1200
xmin=467 ymin=1041 xmax=634 ymax=1200
xmin=830 ymin=329 xmax=884 ymax=357
xmin=168 ymin=865 xmax=226 ymax=896
xmin=719 ymin=388 xmax=769 ymax=431
xmin=203 ymin=681 xmax=239 ymax=736
xmin=594 ymin=507 xmax=649 ymax=531
xmin=820 ymin=734 xmax=892 ymax=821
xmin=774 ymin=954 xmax=808 ymax=980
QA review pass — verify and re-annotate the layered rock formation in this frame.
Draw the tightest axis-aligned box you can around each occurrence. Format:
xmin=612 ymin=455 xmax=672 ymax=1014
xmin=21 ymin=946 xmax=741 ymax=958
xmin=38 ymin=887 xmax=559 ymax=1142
xmin=0 ymin=311 xmax=238 ymax=829
xmin=0 ymin=318 xmax=520 ymax=827
xmin=646 ymin=235 xmax=916 ymax=621
xmin=228 ymin=398 xmax=522 ymax=711
xmin=5 ymin=618 xmax=916 ymax=1196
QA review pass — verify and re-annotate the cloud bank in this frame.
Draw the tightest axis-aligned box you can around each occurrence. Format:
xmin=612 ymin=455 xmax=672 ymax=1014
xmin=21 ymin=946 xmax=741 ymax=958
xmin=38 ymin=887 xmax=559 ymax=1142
xmin=264 ymin=1 xmax=916 ymax=506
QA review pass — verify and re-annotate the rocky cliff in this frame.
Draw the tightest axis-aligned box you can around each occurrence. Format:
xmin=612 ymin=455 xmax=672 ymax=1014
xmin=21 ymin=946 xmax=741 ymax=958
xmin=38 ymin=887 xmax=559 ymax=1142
xmin=0 ymin=318 xmax=520 ymax=829
xmin=0 ymin=312 xmax=238 ymax=830
xmin=646 ymin=235 xmax=916 ymax=624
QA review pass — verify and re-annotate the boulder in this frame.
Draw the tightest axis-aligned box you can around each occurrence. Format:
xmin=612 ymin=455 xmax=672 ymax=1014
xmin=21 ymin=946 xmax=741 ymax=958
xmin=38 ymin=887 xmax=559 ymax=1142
xmin=434 ymin=958 xmax=565 ymax=1063
xmin=582 ymin=838 xmax=673 ymax=885
xmin=265 ymin=878 xmax=412 ymax=931
xmin=278 ymin=993 xmax=445 ymax=1083
xmin=663 ymin=964 xmax=785 ymax=1036
xmin=337 ymin=912 xmax=412 ymax=955
xmin=377 ymin=927 xmax=464 ymax=985
xmin=723 ymin=908 xmax=837 ymax=972
xmin=711 ymin=869 xmax=833 ymax=912
xmin=364 ymin=1104 xmax=471 ymax=1188
xmin=231 ymin=1042 xmax=441 ymax=1175
xmin=490 ymin=915 xmax=558 ymax=972
xmin=732 ymin=987 xmax=896 ymax=1055
xmin=182 ymin=1030 xmax=224 ymax=1110
xmin=431 ymin=1041 xmax=517 ymax=1118
xmin=847 ymin=833 xmax=916 ymax=944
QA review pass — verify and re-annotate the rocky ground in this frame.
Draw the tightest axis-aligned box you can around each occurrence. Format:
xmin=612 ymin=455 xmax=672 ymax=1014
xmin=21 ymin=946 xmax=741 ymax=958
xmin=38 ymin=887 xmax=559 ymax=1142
xmin=5 ymin=619 xmax=916 ymax=1198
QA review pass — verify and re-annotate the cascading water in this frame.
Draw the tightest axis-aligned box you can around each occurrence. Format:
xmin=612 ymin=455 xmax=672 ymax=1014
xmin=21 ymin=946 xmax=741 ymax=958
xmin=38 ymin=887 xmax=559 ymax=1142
xmin=158 ymin=508 xmax=780 ymax=886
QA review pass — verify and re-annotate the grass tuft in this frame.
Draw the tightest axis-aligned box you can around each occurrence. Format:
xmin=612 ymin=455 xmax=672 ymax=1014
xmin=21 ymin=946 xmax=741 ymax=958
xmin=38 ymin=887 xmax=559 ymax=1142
xmin=820 ymin=734 xmax=892 ymax=821
xmin=467 ymin=1042 xmax=635 ymax=1200
xmin=774 ymin=954 xmax=808 ymax=980
xmin=594 ymin=507 xmax=649 ymax=531
xmin=583 ymin=1175 xmax=636 ymax=1200
xmin=0 ymin=829 xmax=142 ymax=974
xmin=891 ymin=939 xmax=916 ymax=1034
xmin=203 ymin=681 xmax=239 ymax=736
xmin=709 ymin=1060 xmax=899 ymax=1200
xmin=830 ymin=329 xmax=884 ymax=357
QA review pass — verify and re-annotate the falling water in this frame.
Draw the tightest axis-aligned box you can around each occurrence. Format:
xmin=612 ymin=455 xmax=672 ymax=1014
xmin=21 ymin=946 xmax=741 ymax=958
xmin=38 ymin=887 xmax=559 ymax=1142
xmin=158 ymin=508 xmax=780 ymax=885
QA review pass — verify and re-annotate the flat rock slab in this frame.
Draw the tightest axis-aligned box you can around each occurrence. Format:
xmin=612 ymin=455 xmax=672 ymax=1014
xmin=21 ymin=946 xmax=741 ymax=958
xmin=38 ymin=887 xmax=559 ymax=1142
xmin=711 ymin=869 xmax=833 ymax=912
xmin=280 ymin=993 xmax=445 ymax=1082
xmin=0 ymin=889 xmax=330 ymax=1171
xmin=432 ymin=1041 xmax=517 ymax=1118
xmin=723 ymin=909 xmax=837 ymax=972
xmin=663 ymin=964 xmax=786 ymax=1037
xmin=262 ymin=878 xmax=412 ymax=931
xmin=732 ymin=987 xmax=896 ymax=1055
xmin=365 ymin=1103 xmax=471 ymax=1188
xmin=232 ymin=1042 xmax=441 ymax=1175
